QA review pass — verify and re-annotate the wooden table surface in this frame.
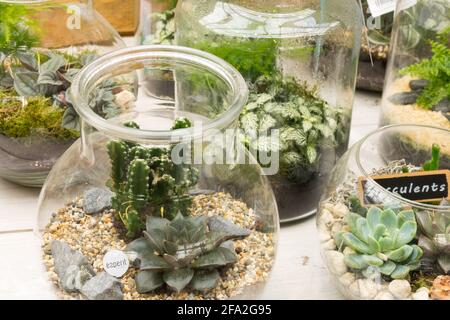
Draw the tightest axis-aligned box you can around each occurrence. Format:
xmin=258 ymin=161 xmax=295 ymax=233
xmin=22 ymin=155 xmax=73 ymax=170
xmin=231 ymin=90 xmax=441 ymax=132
xmin=0 ymin=90 xmax=382 ymax=300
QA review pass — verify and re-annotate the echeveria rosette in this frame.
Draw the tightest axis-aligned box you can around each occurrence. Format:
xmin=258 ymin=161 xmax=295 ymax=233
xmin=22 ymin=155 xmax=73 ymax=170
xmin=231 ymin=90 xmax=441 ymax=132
xmin=416 ymin=208 xmax=450 ymax=274
xmin=125 ymin=213 xmax=250 ymax=293
xmin=335 ymin=207 xmax=423 ymax=279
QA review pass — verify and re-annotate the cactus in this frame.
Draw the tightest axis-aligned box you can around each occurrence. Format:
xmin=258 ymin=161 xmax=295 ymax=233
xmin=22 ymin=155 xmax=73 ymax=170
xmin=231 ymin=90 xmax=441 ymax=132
xmin=107 ymin=119 xmax=199 ymax=237
xmin=335 ymin=207 xmax=423 ymax=279
xmin=125 ymin=212 xmax=250 ymax=293
xmin=423 ymin=144 xmax=441 ymax=171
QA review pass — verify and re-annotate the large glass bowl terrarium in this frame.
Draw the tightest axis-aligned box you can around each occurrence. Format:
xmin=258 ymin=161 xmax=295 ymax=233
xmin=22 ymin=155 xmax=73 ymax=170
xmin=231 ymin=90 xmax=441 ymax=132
xmin=36 ymin=46 xmax=279 ymax=300
xmin=0 ymin=0 xmax=125 ymax=187
xmin=175 ymin=0 xmax=362 ymax=222
xmin=380 ymin=0 xmax=450 ymax=131
xmin=318 ymin=125 xmax=449 ymax=300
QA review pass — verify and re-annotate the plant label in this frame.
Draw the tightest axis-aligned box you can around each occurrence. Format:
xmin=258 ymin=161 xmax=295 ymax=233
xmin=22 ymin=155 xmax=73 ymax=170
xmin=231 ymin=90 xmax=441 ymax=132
xmin=103 ymin=250 xmax=129 ymax=278
xmin=358 ymin=169 xmax=450 ymax=205
xmin=367 ymin=0 xmax=417 ymax=17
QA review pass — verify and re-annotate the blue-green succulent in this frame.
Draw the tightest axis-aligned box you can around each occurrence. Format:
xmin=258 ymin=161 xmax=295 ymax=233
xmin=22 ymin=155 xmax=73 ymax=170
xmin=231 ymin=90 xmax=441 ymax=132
xmin=335 ymin=207 xmax=423 ymax=279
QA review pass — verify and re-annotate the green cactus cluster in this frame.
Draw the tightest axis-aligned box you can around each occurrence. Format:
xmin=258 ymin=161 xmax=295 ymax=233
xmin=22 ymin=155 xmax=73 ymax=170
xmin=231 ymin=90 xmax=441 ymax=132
xmin=335 ymin=207 xmax=423 ymax=279
xmin=107 ymin=119 xmax=199 ymax=238
xmin=125 ymin=212 xmax=250 ymax=293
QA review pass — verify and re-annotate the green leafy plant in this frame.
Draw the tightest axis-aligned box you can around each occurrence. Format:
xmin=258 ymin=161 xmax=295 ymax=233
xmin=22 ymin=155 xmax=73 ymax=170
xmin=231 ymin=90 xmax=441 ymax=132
xmin=416 ymin=209 xmax=450 ymax=274
xmin=400 ymin=27 xmax=450 ymax=110
xmin=125 ymin=212 xmax=250 ymax=293
xmin=239 ymin=75 xmax=348 ymax=184
xmin=335 ymin=207 xmax=423 ymax=279
xmin=192 ymin=38 xmax=278 ymax=83
xmin=0 ymin=89 xmax=78 ymax=139
xmin=107 ymin=120 xmax=199 ymax=238
xmin=0 ymin=3 xmax=38 ymax=56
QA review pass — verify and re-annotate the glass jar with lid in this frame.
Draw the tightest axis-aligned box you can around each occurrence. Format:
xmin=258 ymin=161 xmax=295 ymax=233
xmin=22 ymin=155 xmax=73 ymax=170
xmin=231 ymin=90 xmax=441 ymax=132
xmin=175 ymin=0 xmax=363 ymax=222
xmin=36 ymin=45 xmax=279 ymax=300
xmin=0 ymin=0 xmax=125 ymax=187
xmin=318 ymin=125 xmax=449 ymax=300
xmin=380 ymin=0 xmax=450 ymax=131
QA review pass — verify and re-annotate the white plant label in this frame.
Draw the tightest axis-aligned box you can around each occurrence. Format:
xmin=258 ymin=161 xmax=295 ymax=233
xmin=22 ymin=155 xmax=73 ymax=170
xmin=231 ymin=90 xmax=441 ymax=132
xmin=103 ymin=250 xmax=129 ymax=278
xmin=367 ymin=0 xmax=417 ymax=17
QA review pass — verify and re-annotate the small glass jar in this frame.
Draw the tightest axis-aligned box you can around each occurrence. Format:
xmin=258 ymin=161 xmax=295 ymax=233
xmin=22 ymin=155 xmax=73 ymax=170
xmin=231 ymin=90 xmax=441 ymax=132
xmin=318 ymin=125 xmax=449 ymax=300
xmin=357 ymin=1 xmax=393 ymax=92
xmin=36 ymin=46 xmax=279 ymax=300
xmin=140 ymin=0 xmax=178 ymax=45
xmin=175 ymin=0 xmax=363 ymax=222
xmin=0 ymin=0 xmax=125 ymax=187
xmin=380 ymin=0 xmax=450 ymax=130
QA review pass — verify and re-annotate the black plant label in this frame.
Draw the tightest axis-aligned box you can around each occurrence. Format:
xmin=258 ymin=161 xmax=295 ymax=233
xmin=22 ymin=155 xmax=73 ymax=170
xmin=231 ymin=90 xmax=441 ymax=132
xmin=358 ymin=170 xmax=450 ymax=205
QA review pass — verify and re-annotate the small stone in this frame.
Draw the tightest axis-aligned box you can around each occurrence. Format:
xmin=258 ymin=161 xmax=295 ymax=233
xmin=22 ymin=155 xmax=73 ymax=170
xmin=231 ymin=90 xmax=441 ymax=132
xmin=430 ymin=275 xmax=450 ymax=300
xmin=51 ymin=240 xmax=95 ymax=292
xmin=208 ymin=216 xmax=251 ymax=238
xmin=321 ymin=239 xmax=336 ymax=251
xmin=114 ymin=90 xmax=135 ymax=110
xmin=388 ymin=92 xmax=419 ymax=105
xmin=432 ymin=99 xmax=450 ymax=120
xmin=318 ymin=229 xmax=331 ymax=242
xmin=325 ymin=251 xmax=347 ymax=276
xmin=320 ymin=209 xmax=334 ymax=226
xmin=409 ymin=79 xmax=428 ymax=91
xmin=343 ymin=247 xmax=355 ymax=256
xmin=388 ymin=280 xmax=412 ymax=299
xmin=339 ymin=272 xmax=356 ymax=287
xmin=412 ymin=287 xmax=429 ymax=300
xmin=331 ymin=203 xmax=348 ymax=219
xmin=83 ymin=188 xmax=113 ymax=214
xmin=349 ymin=279 xmax=378 ymax=299
xmin=81 ymin=272 xmax=123 ymax=300
xmin=375 ymin=291 xmax=395 ymax=300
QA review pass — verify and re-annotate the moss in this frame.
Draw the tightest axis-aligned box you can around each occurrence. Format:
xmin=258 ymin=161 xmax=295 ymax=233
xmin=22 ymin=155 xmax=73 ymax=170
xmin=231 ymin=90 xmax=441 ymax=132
xmin=0 ymin=89 xmax=80 ymax=140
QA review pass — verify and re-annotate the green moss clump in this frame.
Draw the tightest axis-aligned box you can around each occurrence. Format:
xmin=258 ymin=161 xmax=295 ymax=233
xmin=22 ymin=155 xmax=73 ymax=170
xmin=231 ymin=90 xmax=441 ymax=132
xmin=0 ymin=90 xmax=80 ymax=140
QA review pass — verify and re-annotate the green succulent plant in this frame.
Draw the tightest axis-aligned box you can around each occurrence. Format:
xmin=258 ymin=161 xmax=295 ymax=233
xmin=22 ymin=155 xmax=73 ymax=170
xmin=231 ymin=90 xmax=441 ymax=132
xmin=416 ymin=208 xmax=450 ymax=274
xmin=125 ymin=212 xmax=250 ymax=293
xmin=107 ymin=120 xmax=199 ymax=238
xmin=335 ymin=207 xmax=423 ymax=279
xmin=240 ymin=75 xmax=348 ymax=184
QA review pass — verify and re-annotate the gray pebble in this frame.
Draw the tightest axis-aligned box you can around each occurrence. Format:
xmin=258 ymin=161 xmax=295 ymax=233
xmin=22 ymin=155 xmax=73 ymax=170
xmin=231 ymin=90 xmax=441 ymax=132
xmin=81 ymin=272 xmax=123 ymax=300
xmin=388 ymin=92 xmax=419 ymax=105
xmin=409 ymin=79 xmax=428 ymax=91
xmin=51 ymin=240 xmax=95 ymax=292
xmin=83 ymin=188 xmax=113 ymax=214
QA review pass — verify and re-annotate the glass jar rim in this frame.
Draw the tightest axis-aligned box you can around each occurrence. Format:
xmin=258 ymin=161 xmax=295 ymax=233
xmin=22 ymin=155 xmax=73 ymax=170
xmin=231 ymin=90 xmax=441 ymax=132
xmin=355 ymin=124 xmax=450 ymax=212
xmin=70 ymin=45 xmax=249 ymax=142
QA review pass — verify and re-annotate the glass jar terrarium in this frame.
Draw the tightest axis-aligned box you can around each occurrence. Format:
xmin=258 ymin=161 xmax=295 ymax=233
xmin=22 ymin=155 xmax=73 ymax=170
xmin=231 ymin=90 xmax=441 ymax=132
xmin=36 ymin=46 xmax=279 ymax=300
xmin=357 ymin=1 xmax=394 ymax=92
xmin=140 ymin=0 xmax=178 ymax=45
xmin=175 ymin=0 xmax=363 ymax=222
xmin=318 ymin=125 xmax=450 ymax=300
xmin=0 ymin=0 xmax=125 ymax=187
xmin=380 ymin=0 xmax=450 ymax=131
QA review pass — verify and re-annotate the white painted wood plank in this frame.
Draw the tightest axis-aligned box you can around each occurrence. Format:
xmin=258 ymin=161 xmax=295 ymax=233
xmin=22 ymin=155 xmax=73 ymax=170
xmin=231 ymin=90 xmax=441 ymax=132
xmin=0 ymin=179 xmax=40 ymax=232
xmin=0 ymin=232 xmax=55 ymax=300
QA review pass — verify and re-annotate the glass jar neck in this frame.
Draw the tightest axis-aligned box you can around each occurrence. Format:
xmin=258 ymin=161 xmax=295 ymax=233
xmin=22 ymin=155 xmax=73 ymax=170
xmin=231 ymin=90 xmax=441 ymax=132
xmin=70 ymin=45 xmax=249 ymax=145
